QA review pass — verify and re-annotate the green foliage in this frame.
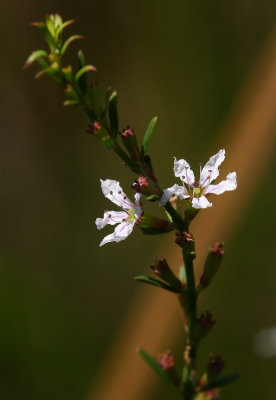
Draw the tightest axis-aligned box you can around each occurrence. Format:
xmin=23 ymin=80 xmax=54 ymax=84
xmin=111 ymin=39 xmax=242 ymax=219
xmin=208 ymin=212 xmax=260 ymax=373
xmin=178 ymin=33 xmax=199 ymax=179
xmin=141 ymin=116 xmax=158 ymax=159
xmin=134 ymin=275 xmax=180 ymax=293
xmin=108 ymin=91 xmax=119 ymax=139
xmin=61 ymin=35 xmax=85 ymax=56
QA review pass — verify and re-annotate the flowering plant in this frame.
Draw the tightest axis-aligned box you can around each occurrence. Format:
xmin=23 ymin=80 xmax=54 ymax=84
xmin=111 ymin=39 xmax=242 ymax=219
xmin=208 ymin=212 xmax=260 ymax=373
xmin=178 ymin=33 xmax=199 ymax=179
xmin=25 ymin=14 xmax=239 ymax=400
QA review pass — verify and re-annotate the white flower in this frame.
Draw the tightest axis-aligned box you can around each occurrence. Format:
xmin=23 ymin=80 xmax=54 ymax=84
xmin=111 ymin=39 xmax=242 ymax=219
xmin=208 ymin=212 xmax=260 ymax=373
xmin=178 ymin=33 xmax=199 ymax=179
xmin=160 ymin=149 xmax=237 ymax=209
xmin=95 ymin=179 xmax=142 ymax=246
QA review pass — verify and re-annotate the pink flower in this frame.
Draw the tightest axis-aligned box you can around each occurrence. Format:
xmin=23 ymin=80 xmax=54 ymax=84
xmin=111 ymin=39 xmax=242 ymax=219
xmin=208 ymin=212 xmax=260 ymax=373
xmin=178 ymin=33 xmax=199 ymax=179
xmin=160 ymin=149 xmax=237 ymax=209
xmin=95 ymin=179 xmax=142 ymax=246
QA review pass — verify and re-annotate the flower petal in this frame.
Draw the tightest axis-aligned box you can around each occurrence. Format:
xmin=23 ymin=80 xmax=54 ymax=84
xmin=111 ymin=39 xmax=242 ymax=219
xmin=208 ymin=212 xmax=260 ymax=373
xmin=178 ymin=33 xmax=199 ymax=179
xmin=192 ymin=196 xmax=212 ymax=209
xmin=207 ymin=172 xmax=237 ymax=195
xmin=99 ymin=221 xmax=134 ymax=246
xmin=100 ymin=179 xmax=134 ymax=209
xmin=95 ymin=210 xmax=128 ymax=230
xmin=173 ymin=158 xmax=195 ymax=185
xmin=159 ymin=184 xmax=189 ymax=206
xmin=200 ymin=149 xmax=225 ymax=185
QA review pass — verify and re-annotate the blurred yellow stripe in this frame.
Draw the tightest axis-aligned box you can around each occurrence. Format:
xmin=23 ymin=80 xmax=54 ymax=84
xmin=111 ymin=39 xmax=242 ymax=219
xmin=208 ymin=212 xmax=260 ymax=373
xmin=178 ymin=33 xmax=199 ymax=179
xmin=87 ymin=26 xmax=276 ymax=400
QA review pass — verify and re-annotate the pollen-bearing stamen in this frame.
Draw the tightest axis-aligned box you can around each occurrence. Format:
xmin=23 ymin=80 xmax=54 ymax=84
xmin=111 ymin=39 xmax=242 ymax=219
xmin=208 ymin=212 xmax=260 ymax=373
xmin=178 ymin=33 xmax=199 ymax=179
xmin=159 ymin=149 xmax=237 ymax=209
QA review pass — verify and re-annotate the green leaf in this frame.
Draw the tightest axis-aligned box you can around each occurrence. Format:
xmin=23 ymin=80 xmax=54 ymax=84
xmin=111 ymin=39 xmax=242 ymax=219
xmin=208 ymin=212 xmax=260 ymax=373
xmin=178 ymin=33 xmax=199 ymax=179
xmin=108 ymin=91 xmax=119 ymax=139
xmin=140 ymin=226 xmax=175 ymax=235
xmin=139 ymin=349 xmax=176 ymax=388
xmin=200 ymin=373 xmax=240 ymax=392
xmin=45 ymin=14 xmax=56 ymax=37
xmin=103 ymin=86 xmax=112 ymax=117
xmin=75 ymin=65 xmax=96 ymax=82
xmin=23 ymin=50 xmax=48 ymax=69
xmin=30 ymin=21 xmax=55 ymax=49
xmin=134 ymin=275 xmax=178 ymax=293
xmin=56 ymin=19 xmax=75 ymax=39
xmin=77 ymin=50 xmax=87 ymax=94
xmin=35 ymin=67 xmax=57 ymax=79
xmin=87 ymin=83 xmax=101 ymax=115
xmin=77 ymin=49 xmax=86 ymax=67
xmin=141 ymin=116 xmax=158 ymax=158
xmin=63 ymin=99 xmax=79 ymax=106
xmin=61 ymin=35 xmax=85 ymax=55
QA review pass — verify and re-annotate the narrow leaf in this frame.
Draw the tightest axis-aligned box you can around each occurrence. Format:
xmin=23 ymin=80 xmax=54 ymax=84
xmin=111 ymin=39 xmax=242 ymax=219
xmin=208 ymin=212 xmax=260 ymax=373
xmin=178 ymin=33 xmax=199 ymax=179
xmin=139 ymin=349 xmax=175 ymax=388
xmin=35 ymin=67 xmax=57 ymax=79
xmin=87 ymin=83 xmax=101 ymax=115
xmin=61 ymin=35 xmax=85 ymax=55
xmin=77 ymin=50 xmax=87 ymax=94
xmin=75 ymin=65 xmax=96 ymax=82
xmin=108 ymin=91 xmax=119 ymax=139
xmin=23 ymin=50 xmax=48 ymax=69
xmin=36 ymin=22 xmax=56 ymax=48
xmin=56 ymin=19 xmax=75 ymax=38
xmin=103 ymin=86 xmax=112 ymax=117
xmin=200 ymin=373 xmax=240 ymax=392
xmin=45 ymin=14 xmax=55 ymax=37
xmin=140 ymin=226 xmax=175 ymax=235
xmin=134 ymin=275 xmax=178 ymax=293
xmin=141 ymin=116 xmax=158 ymax=158
xmin=63 ymin=99 xmax=79 ymax=106
xmin=77 ymin=49 xmax=86 ymax=67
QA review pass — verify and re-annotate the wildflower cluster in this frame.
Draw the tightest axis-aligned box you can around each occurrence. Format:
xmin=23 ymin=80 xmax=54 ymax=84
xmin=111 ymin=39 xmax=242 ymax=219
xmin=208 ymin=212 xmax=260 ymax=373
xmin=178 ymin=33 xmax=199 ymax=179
xmin=25 ymin=14 xmax=239 ymax=400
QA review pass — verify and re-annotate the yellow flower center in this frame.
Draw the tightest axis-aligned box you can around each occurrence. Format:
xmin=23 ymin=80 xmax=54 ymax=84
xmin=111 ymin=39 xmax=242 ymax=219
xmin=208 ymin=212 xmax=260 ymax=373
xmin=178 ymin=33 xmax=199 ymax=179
xmin=127 ymin=208 xmax=137 ymax=223
xmin=194 ymin=187 xmax=202 ymax=197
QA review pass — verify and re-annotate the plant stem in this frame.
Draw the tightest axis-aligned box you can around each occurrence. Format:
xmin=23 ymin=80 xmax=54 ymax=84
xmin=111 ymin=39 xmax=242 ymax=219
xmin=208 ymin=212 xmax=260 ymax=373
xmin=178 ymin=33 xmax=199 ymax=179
xmin=181 ymin=247 xmax=197 ymax=400
xmin=165 ymin=202 xmax=186 ymax=231
xmin=183 ymin=252 xmax=196 ymax=332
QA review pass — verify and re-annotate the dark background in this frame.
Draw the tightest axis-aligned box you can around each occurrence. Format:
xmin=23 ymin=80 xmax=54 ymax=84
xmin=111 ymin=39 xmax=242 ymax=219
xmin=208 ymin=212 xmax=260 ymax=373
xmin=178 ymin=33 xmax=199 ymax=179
xmin=0 ymin=1 xmax=276 ymax=399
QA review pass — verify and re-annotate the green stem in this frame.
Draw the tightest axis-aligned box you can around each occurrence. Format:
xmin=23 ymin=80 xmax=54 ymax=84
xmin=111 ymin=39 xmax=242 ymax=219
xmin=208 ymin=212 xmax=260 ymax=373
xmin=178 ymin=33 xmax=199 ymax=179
xmin=165 ymin=202 xmax=187 ymax=231
xmin=181 ymin=248 xmax=197 ymax=400
xmin=183 ymin=252 xmax=196 ymax=332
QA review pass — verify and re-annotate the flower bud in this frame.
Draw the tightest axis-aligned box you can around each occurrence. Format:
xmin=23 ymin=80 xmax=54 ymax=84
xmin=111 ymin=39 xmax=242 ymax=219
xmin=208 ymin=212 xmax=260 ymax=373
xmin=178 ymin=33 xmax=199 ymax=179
xmin=87 ymin=121 xmax=101 ymax=135
xmin=120 ymin=126 xmax=140 ymax=160
xmin=132 ymin=175 xmax=161 ymax=198
xmin=159 ymin=350 xmax=175 ymax=370
xmin=198 ymin=242 xmax=225 ymax=292
xmin=139 ymin=211 xmax=176 ymax=235
xmin=151 ymin=259 xmax=182 ymax=290
xmin=192 ymin=311 xmax=216 ymax=342
xmin=151 ymin=259 xmax=169 ymax=275
xmin=207 ymin=354 xmax=225 ymax=381
xmin=158 ymin=350 xmax=181 ymax=387
xmin=132 ymin=175 xmax=150 ymax=194
xmin=175 ymin=232 xmax=196 ymax=260
xmin=86 ymin=121 xmax=114 ymax=148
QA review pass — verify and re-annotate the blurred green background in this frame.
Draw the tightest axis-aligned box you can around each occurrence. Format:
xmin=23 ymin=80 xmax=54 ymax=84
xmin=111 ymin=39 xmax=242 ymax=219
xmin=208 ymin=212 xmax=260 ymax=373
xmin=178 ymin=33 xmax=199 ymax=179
xmin=0 ymin=1 xmax=276 ymax=399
